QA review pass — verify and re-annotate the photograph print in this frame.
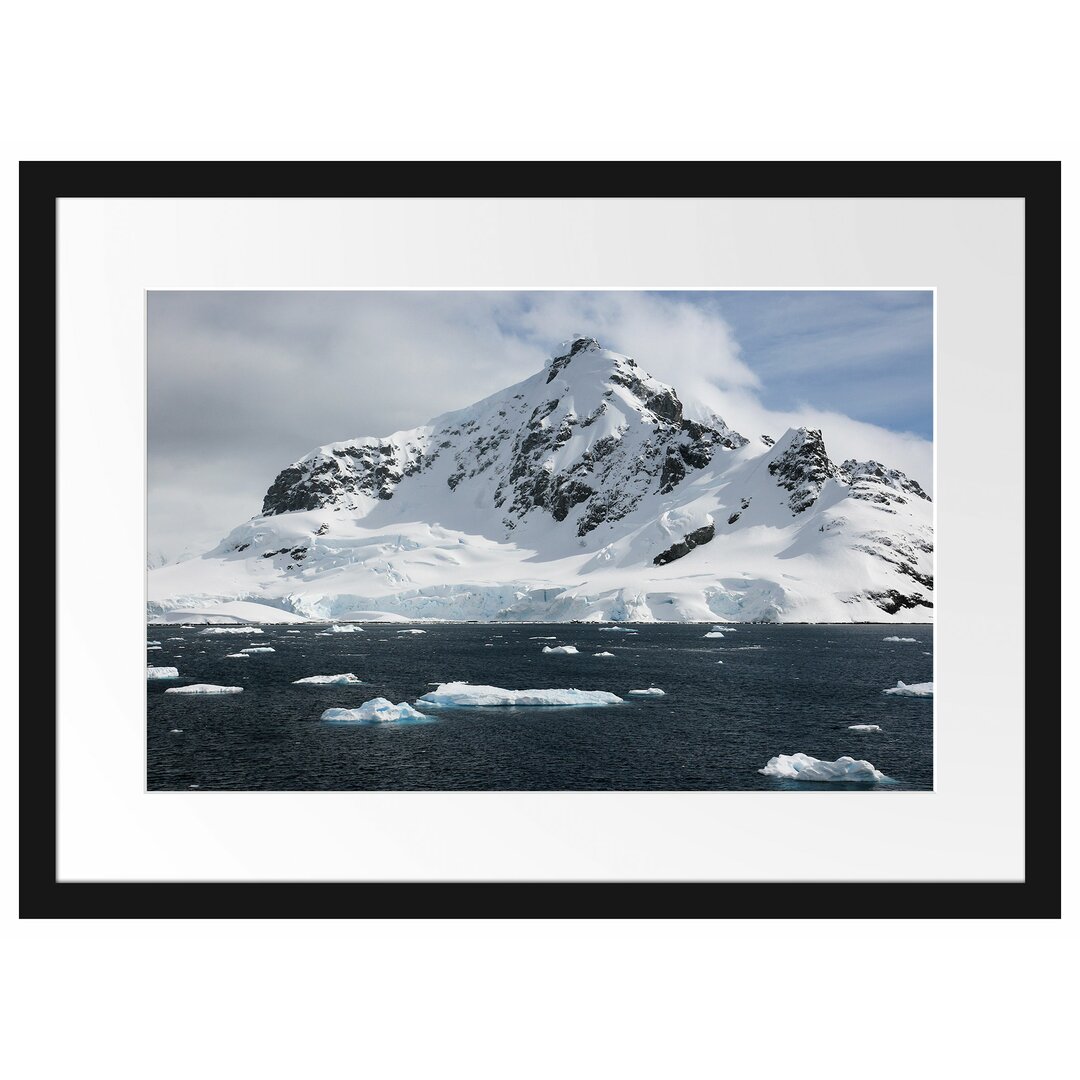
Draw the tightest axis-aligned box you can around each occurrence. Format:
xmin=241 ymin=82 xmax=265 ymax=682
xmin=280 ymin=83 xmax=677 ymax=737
xmin=147 ymin=289 xmax=934 ymax=791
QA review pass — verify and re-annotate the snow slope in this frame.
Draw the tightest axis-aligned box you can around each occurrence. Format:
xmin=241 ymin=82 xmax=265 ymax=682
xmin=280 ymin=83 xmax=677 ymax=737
xmin=148 ymin=338 xmax=933 ymax=624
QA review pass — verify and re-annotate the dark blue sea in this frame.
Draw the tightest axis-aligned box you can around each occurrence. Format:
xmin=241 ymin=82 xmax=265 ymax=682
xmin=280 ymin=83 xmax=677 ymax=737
xmin=146 ymin=623 xmax=933 ymax=791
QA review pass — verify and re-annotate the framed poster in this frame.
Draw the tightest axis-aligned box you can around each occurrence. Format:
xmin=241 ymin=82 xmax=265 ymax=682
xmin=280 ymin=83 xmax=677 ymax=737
xmin=21 ymin=161 xmax=1060 ymax=917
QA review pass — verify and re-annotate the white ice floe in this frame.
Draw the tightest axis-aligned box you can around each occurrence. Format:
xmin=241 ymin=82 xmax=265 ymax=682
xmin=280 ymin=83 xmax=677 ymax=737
xmin=167 ymin=637 xmax=184 ymax=641
xmin=286 ymin=630 xmax=301 ymax=634
xmin=324 ymin=624 xmax=365 ymax=633
xmin=165 ymin=684 xmax=243 ymax=695
xmin=147 ymin=666 xmax=180 ymax=679
xmin=529 ymin=636 xmax=558 ymax=640
xmin=598 ymin=626 xmax=638 ymax=633
xmin=883 ymin=636 xmax=918 ymax=643
xmin=396 ymin=629 xmax=427 ymax=634
xmin=169 ymin=728 xmax=183 ymax=734
xmin=883 ymin=680 xmax=934 ymax=697
xmin=321 ymin=698 xmax=430 ymax=724
xmin=627 ymin=687 xmax=665 ymax=697
xmin=240 ymin=646 xmax=275 ymax=653
xmin=224 ymin=653 xmax=250 ymax=658
xmin=594 ymin=651 xmax=615 ymax=657
xmin=703 ymin=631 xmax=724 ymax=638
xmin=147 ymin=640 xmax=161 ymax=646
xmin=758 ymin=753 xmax=888 ymax=782
xmin=417 ymin=682 xmax=623 ymax=707
xmin=542 ymin=645 xmax=579 ymax=654
xmin=848 ymin=724 xmax=883 ymax=733
xmin=293 ymin=673 xmax=362 ymax=685
xmin=199 ymin=626 xmax=263 ymax=635
xmin=710 ymin=625 xmax=735 ymax=632
xmin=146 ymin=645 xmax=162 ymax=650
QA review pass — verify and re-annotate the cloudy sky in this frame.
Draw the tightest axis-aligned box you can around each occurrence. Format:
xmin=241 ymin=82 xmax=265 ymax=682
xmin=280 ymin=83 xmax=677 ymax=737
xmin=147 ymin=290 xmax=933 ymax=559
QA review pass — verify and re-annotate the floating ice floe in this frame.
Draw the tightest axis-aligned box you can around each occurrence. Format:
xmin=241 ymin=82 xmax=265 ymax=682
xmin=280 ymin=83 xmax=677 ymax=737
xmin=147 ymin=640 xmax=161 ymax=646
xmin=627 ymin=687 xmax=665 ymax=697
xmin=286 ymin=630 xmax=301 ymax=634
xmin=293 ymin=673 xmax=362 ymax=686
xmin=396 ymin=629 xmax=427 ymax=635
xmin=883 ymin=680 xmax=934 ymax=697
xmin=883 ymin=636 xmax=918 ymax=643
xmin=710 ymin=625 xmax=735 ymax=632
xmin=224 ymin=653 xmax=250 ymax=659
xmin=169 ymin=728 xmax=183 ymax=734
xmin=324 ymin=624 xmax=365 ymax=634
xmin=240 ymin=646 xmax=275 ymax=653
xmin=165 ymin=684 xmax=243 ymax=695
xmin=417 ymin=682 xmax=623 ymax=707
xmin=542 ymin=645 xmax=579 ymax=654
xmin=848 ymin=724 xmax=883 ymax=733
xmin=529 ymin=636 xmax=558 ymax=640
xmin=598 ymin=626 xmax=638 ymax=633
xmin=167 ymin=637 xmax=184 ymax=641
xmin=146 ymin=645 xmax=162 ymax=650
xmin=703 ymin=632 xmax=724 ymax=639
xmin=147 ymin=666 xmax=180 ymax=680
xmin=758 ymin=753 xmax=889 ymax=782
xmin=594 ymin=651 xmax=615 ymax=657
xmin=321 ymin=698 xmax=430 ymax=724
xmin=200 ymin=626 xmax=263 ymax=635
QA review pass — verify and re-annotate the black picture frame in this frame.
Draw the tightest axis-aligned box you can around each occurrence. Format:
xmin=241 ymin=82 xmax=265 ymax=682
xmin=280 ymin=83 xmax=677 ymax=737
xmin=21 ymin=161 xmax=1061 ymax=919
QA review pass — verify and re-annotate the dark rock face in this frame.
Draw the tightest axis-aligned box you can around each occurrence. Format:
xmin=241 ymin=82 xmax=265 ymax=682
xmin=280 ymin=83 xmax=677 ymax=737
xmin=653 ymin=523 xmax=715 ymax=566
xmin=768 ymin=429 xmax=838 ymax=514
xmin=840 ymin=459 xmax=932 ymax=503
xmin=864 ymin=588 xmax=934 ymax=614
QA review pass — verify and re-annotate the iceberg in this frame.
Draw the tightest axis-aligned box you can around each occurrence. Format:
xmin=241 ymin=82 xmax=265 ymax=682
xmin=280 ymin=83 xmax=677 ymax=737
xmin=594 ymin=651 xmax=615 ymax=657
xmin=293 ymin=673 xmax=363 ymax=685
xmin=848 ymin=724 xmax=883 ymax=733
xmin=417 ymin=682 xmax=623 ymax=707
xmin=321 ymin=698 xmax=430 ymax=724
xmin=758 ymin=753 xmax=888 ymax=782
xmin=147 ymin=666 xmax=180 ymax=680
xmin=240 ymin=646 xmax=275 ymax=653
xmin=883 ymin=636 xmax=918 ymax=643
xmin=165 ymin=684 xmax=243 ymax=695
xmin=703 ymin=631 xmax=724 ymax=639
xmin=396 ymin=628 xmax=427 ymax=635
xmin=224 ymin=653 xmax=250 ymax=658
xmin=627 ymin=687 xmax=665 ymax=697
xmin=324 ymin=624 xmax=365 ymax=634
xmin=542 ymin=645 xmax=579 ymax=654
xmin=883 ymin=680 xmax=933 ymax=697
xmin=147 ymin=640 xmax=161 ymax=646
xmin=200 ymin=626 xmax=263 ymax=635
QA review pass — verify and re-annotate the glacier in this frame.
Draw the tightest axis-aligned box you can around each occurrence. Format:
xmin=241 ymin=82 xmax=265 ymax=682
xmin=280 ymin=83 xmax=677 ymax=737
xmin=416 ymin=682 xmax=623 ymax=707
xmin=321 ymin=698 xmax=430 ymax=724
xmin=758 ymin=753 xmax=889 ymax=782
xmin=883 ymin=680 xmax=934 ymax=697
xmin=148 ymin=337 xmax=933 ymax=625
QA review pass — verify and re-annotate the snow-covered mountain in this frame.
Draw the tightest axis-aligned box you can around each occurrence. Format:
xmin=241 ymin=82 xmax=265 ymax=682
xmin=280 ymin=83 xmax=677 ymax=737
xmin=148 ymin=338 xmax=933 ymax=623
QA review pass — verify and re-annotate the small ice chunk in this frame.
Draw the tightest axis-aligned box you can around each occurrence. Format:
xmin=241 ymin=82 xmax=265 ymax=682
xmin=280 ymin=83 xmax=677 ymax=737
xmin=224 ymin=653 xmax=250 ymax=658
xmin=758 ymin=753 xmax=888 ymax=782
xmin=594 ymin=651 xmax=615 ymax=657
xmin=598 ymin=626 xmax=638 ymax=633
xmin=146 ymin=645 xmax=162 ymax=650
xmin=286 ymin=630 xmax=302 ymax=634
xmin=848 ymin=724 xmax=883 ymax=733
xmin=542 ymin=645 xmax=579 ymax=654
xmin=324 ymin=624 xmax=365 ymax=633
xmin=627 ymin=687 xmax=665 ymax=697
xmin=200 ymin=627 xmax=262 ymax=635
xmin=529 ymin=636 xmax=558 ymax=640
xmin=169 ymin=728 xmax=183 ymax=734
xmin=703 ymin=632 xmax=724 ymax=638
xmin=147 ymin=666 xmax=180 ymax=679
xmin=321 ymin=698 xmax=430 ymax=724
xmin=167 ymin=637 xmax=184 ymax=641
xmin=417 ymin=682 xmax=623 ymax=707
xmin=883 ymin=636 xmax=918 ymax=642
xmin=165 ymin=684 xmax=243 ymax=695
xmin=240 ymin=646 xmax=275 ymax=653
xmin=293 ymin=673 xmax=362 ymax=685
xmin=883 ymin=680 xmax=934 ymax=697
xmin=396 ymin=629 xmax=427 ymax=635
xmin=147 ymin=640 xmax=161 ymax=646
xmin=710 ymin=625 xmax=735 ymax=632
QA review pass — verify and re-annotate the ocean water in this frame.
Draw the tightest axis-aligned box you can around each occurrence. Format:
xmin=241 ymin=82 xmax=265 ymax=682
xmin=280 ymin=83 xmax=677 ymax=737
xmin=146 ymin=623 xmax=933 ymax=791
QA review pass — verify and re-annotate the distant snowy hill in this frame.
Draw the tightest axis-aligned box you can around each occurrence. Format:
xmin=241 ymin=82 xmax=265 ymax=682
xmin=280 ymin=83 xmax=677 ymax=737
xmin=148 ymin=338 xmax=933 ymax=623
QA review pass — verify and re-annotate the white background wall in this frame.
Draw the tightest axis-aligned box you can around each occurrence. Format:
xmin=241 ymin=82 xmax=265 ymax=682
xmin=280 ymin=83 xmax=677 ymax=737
xmin=0 ymin=3 xmax=1074 ymax=1078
